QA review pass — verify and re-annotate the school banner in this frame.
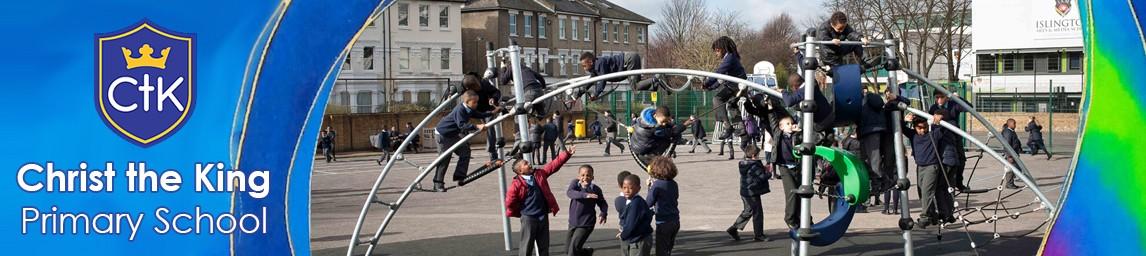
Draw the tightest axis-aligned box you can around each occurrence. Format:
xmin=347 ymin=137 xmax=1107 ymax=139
xmin=0 ymin=0 xmax=390 ymax=254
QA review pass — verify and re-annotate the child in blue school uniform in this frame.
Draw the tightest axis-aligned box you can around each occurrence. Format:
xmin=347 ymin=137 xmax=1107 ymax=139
xmin=645 ymin=156 xmax=681 ymax=256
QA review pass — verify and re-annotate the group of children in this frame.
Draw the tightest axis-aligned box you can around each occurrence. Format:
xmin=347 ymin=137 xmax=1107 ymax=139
xmin=410 ymin=8 xmax=1051 ymax=255
xmin=503 ymin=142 xmax=683 ymax=256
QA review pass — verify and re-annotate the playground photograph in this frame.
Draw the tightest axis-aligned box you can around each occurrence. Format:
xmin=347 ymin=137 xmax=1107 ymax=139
xmin=1 ymin=0 xmax=1139 ymax=255
xmin=313 ymin=0 xmax=1112 ymax=255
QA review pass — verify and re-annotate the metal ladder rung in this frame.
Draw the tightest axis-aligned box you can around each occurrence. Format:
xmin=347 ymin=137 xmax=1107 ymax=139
xmin=354 ymin=237 xmax=379 ymax=245
xmin=401 ymin=159 xmax=422 ymax=169
xmin=372 ymin=199 xmax=397 ymax=210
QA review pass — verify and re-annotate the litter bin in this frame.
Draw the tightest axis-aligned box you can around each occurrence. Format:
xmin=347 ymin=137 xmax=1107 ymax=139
xmin=574 ymin=119 xmax=586 ymax=138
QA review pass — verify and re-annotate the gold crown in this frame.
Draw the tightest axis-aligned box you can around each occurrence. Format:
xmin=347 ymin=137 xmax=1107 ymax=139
xmin=122 ymin=44 xmax=170 ymax=69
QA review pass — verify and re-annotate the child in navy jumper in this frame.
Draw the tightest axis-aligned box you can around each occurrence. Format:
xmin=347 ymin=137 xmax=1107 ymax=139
xmin=727 ymin=145 xmax=771 ymax=242
xmin=902 ymin=112 xmax=952 ymax=228
xmin=506 ymin=145 xmax=577 ymax=256
xmin=771 ymin=116 xmax=801 ymax=229
xmin=646 ymin=156 xmax=681 ymax=256
xmin=565 ymin=165 xmax=608 ymax=256
xmin=613 ymin=170 xmax=633 ymax=251
xmin=432 ymin=90 xmax=492 ymax=192
xmin=618 ymin=174 xmax=653 ymax=256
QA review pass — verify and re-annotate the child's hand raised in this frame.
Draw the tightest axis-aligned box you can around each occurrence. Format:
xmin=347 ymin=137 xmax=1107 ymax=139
xmin=566 ymin=145 xmax=577 ymax=155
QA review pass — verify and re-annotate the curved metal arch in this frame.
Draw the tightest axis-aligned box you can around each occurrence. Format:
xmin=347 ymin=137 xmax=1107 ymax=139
xmin=523 ymin=68 xmax=785 ymax=108
xmin=346 ymin=92 xmax=460 ymax=255
xmin=348 ymin=106 xmax=521 ymax=255
xmin=901 ymin=69 xmax=1034 ymax=179
xmin=902 ymin=106 xmax=1056 ymax=213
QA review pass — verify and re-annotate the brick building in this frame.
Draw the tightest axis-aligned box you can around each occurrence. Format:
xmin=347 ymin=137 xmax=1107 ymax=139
xmin=460 ymin=0 xmax=653 ymax=85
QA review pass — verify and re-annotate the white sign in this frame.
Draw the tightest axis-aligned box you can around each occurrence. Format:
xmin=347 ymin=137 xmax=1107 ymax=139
xmin=1032 ymin=0 xmax=1082 ymax=40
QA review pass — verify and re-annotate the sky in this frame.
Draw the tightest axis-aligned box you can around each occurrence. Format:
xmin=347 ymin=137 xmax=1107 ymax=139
xmin=609 ymin=0 xmax=828 ymax=30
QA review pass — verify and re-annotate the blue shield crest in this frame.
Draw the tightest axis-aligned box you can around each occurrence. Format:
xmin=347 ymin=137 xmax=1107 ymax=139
xmin=96 ymin=21 xmax=194 ymax=146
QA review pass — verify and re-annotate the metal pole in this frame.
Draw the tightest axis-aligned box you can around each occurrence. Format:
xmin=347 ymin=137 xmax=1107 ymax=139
xmin=486 ymin=42 xmax=513 ymax=251
xmin=626 ymin=92 xmax=632 ymax=137
xmin=885 ymin=39 xmax=914 ymax=256
xmin=508 ymin=41 xmax=534 ymax=172
xmin=1048 ymin=80 xmax=1054 ymax=154
xmin=796 ymin=34 xmax=817 ymax=256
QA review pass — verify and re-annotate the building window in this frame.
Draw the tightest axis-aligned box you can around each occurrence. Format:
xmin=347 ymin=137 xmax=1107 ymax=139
xmin=417 ymin=91 xmax=431 ymax=104
xmin=602 ymin=22 xmax=608 ymax=42
xmin=1023 ymin=54 xmax=1034 ymax=72
xmin=509 ymin=14 xmax=518 ymax=36
xmin=439 ymin=6 xmax=449 ymax=29
xmin=583 ymin=20 xmax=590 ymax=41
xmin=977 ymin=54 xmax=996 ymax=74
xmin=559 ymin=18 xmax=566 ymax=40
xmin=1003 ymin=54 xmax=1016 ymax=73
xmin=1069 ymin=52 xmax=1082 ymax=70
xmin=569 ymin=55 xmax=577 ymax=75
xmin=559 ymin=54 xmax=567 ymax=76
xmin=524 ymin=14 xmax=533 ymax=37
xmin=343 ymin=52 xmax=351 ymax=70
xmin=612 ymin=22 xmax=619 ymax=42
xmin=397 ymin=3 xmax=409 ymax=26
xmin=637 ymin=26 xmax=645 ymax=43
xmin=356 ymin=91 xmax=372 ymax=113
xmin=400 ymin=47 xmax=410 ymax=70
xmin=419 ymin=5 xmax=430 ymax=27
xmin=423 ymin=47 xmax=432 ymax=70
xmin=571 ymin=19 xmax=578 ymax=40
xmin=440 ymin=48 xmax=450 ymax=70
xmin=363 ymin=46 xmax=374 ymax=70
xmin=539 ymin=15 xmax=547 ymax=39
xmin=1046 ymin=53 xmax=1061 ymax=72
xmin=339 ymin=91 xmax=351 ymax=106
xmin=624 ymin=23 xmax=630 ymax=43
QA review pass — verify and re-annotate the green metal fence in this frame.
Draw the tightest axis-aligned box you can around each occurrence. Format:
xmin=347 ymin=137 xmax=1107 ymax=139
xmin=581 ymin=90 xmax=719 ymax=138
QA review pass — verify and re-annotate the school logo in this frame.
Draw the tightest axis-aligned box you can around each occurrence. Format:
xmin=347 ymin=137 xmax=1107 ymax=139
xmin=96 ymin=21 xmax=194 ymax=146
xmin=1055 ymin=0 xmax=1072 ymax=16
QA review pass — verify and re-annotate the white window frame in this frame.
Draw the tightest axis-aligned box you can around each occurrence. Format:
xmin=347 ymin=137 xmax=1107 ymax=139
xmin=601 ymin=21 xmax=608 ymax=42
xmin=439 ymin=6 xmax=449 ymax=29
xmin=418 ymin=4 xmax=430 ymax=27
xmin=612 ymin=21 xmax=619 ymax=43
xmin=558 ymin=17 xmax=566 ymax=40
xmin=571 ymin=17 xmax=579 ymax=41
xmin=559 ymin=54 xmax=567 ymax=76
xmin=583 ymin=20 xmax=590 ymax=41
xmin=363 ymin=46 xmax=374 ymax=71
xmin=638 ymin=26 xmax=645 ymax=43
xmin=397 ymin=3 xmax=409 ymax=27
xmin=524 ymin=13 xmax=533 ymax=38
xmin=538 ymin=15 xmax=547 ymax=39
xmin=539 ymin=52 xmax=548 ymax=74
xmin=423 ymin=47 xmax=432 ymax=71
xmin=624 ymin=23 xmax=630 ymax=43
xmin=440 ymin=48 xmax=450 ymax=70
xmin=400 ymin=47 xmax=410 ymax=70
xmin=509 ymin=13 xmax=518 ymax=37
xmin=569 ymin=51 xmax=577 ymax=75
